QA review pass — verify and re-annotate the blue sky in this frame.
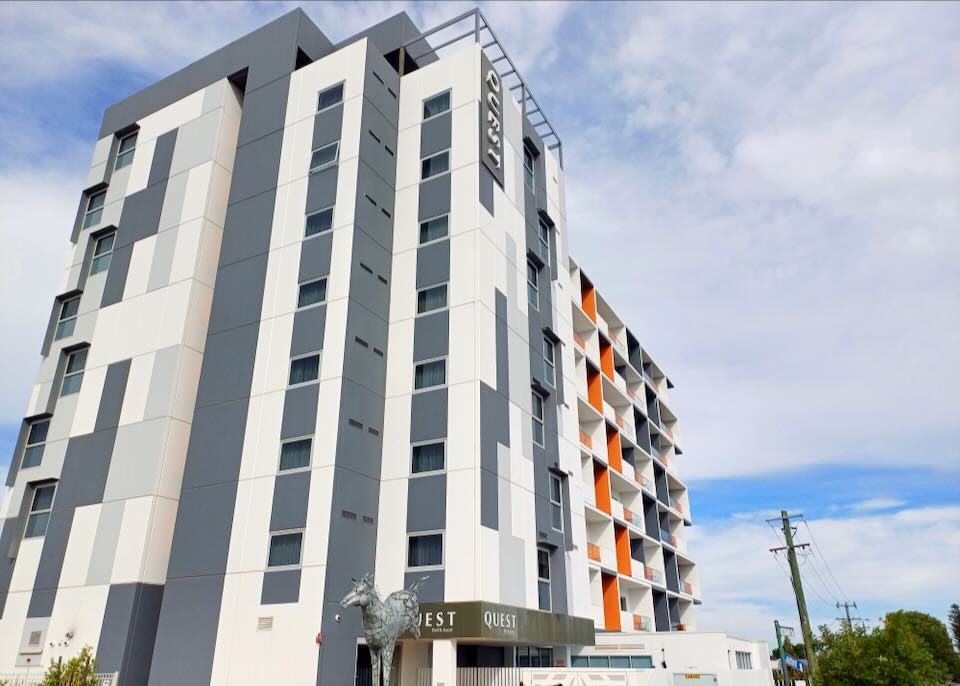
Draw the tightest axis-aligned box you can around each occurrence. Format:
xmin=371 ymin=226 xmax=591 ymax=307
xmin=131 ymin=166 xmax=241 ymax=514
xmin=1 ymin=0 xmax=958 ymax=646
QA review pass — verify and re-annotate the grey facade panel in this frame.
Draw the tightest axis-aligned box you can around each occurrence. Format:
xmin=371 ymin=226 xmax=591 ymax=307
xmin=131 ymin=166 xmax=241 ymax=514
xmin=261 ymin=569 xmax=301 ymax=605
xmin=403 ymin=570 xmax=444 ymax=604
xmin=359 ymin=106 xmax=399 ymax=188
xmin=417 ymin=173 xmax=451 ymax=221
xmin=479 ymin=165 xmax=495 ymax=215
xmin=341 ymin=311 xmax=389 ymax=397
xmin=236 ymin=76 xmax=293 ymax=148
xmin=298 ymin=233 xmax=334 ymax=282
xmin=100 ymin=243 xmax=133 ymax=308
xmin=289 ymin=304 xmax=327 ymax=357
xmin=4 ymin=419 xmax=34 ymax=489
xmin=206 ymin=254 xmax=269 ymax=335
xmin=409 ymin=389 xmax=448 ymax=443
xmin=181 ymin=399 xmax=248 ymax=489
xmin=147 ymin=129 xmax=178 ymax=187
xmin=349 ymin=230 xmax=392 ymax=317
xmin=114 ymin=178 xmax=168 ymax=249
xmin=94 ymin=359 xmax=131 ymax=432
xmin=146 ymin=575 xmax=225 ymax=686
xmin=166 ymin=482 xmax=237 ymax=579
xmin=56 ymin=429 xmax=118 ymax=509
xmin=312 ymin=104 xmax=344 ymax=149
xmin=412 ymin=310 xmax=449 ymax=362
xmin=227 ymin=128 xmax=286 ymax=205
xmin=28 ymin=508 xmax=75 ymax=617
xmin=269 ymin=471 xmax=312 ymax=531
xmin=354 ymin=163 xmax=395 ymax=249
xmin=280 ymin=383 xmax=320 ymax=439
xmin=96 ymin=583 xmax=164 ymax=686
xmin=304 ymin=168 xmax=339 ymax=215
xmin=415 ymin=239 xmax=450 ymax=289
xmin=406 ymin=474 xmax=446 ymax=532
xmin=217 ymin=190 xmax=278 ymax=269
xmin=479 ymin=383 xmax=509 ymax=531
xmin=192 ymin=324 xmax=260 ymax=408
xmin=419 ymin=112 xmax=451 ymax=158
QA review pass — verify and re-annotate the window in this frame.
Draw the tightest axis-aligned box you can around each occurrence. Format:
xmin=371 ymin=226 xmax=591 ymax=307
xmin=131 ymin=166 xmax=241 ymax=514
xmin=736 ymin=651 xmax=753 ymax=670
xmin=305 ymin=207 xmax=334 ymax=237
xmin=517 ymin=646 xmax=553 ymax=668
xmin=416 ymin=283 xmax=447 ymax=314
xmin=523 ymin=146 xmax=535 ymax=191
xmin=619 ymin=596 xmax=627 ymax=612
xmin=24 ymin=484 xmax=56 ymax=538
xmin=279 ymin=438 xmax=311 ymax=471
xmin=60 ymin=349 xmax=87 ymax=396
xmin=317 ymin=82 xmax=344 ymax=112
xmin=89 ymin=233 xmax=115 ymax=275
xmin=309 ymin=141 xmax=339 ymax=173
xmin=298 ymin=278 xmax=327 ymax=309
xmin=549 ymin=474 xmax=563 ymax=531
xmin=421 ymin=151 xmax=449 ymax=180
xmin=267 ymin=530 xmax=303 ymax=567
xmin=54 ymin=297 xmax=80 ymax=340
xmin=114 ymin=132 xmax=137 ymax=170
xmin=407 ymin=532 xmax=443 ymax=568
xmin=412 ymin=441 xmax=444 ymax=474
xmin=631 ymin=656 xmax=654 ymax=669
xmin=423 ymin=91 xmax=450 ymax=120
xmin=82 ymin=190 xmax=106 ymax=229
xmin=526 ymin=260 xmax=539 ymax=309
xmin=537 ymin=547 xmax=551 ymax=611
xmin=538 ymin=219 xmax=551 ymax=263
xmin=531 ymin=391 xmax=545 ymax=447
xmin=21 ymin=420 xmax=50 ymax=470
xmin=414 ymin=359 xmax=446 ymax=390
xmin=289 ymin=354 xmax=320 ymax=385
xmin=419 ymin=215 xmax=449 ymax=244
xmin=543 ymin=336 xmax=555 ymax=387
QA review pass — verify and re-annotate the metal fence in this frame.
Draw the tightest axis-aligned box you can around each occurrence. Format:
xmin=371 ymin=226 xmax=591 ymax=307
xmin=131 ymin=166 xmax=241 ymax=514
xmin=0 ymin=673 xmax=118 ymax=686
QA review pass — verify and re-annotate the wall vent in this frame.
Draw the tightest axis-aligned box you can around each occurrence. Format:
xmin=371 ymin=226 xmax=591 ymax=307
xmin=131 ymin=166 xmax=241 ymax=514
xmin=362 ymin=515 xmax=375 ymax=525
xmin=367 ymin=427 xmax=380 ymax=436
xmin=348 ymin=419 xmax=363 ymax=429
xmin=341 ymin=509 xmax=357 ymax=520
xmin=257 ymin=617 xmax=273 ymax=631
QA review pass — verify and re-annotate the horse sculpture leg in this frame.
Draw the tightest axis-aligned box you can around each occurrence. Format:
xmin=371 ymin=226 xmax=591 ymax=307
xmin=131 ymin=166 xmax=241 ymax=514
xmin=381 ymin=640 xmax=395 ymax=686
xmin=371 ymin=647 xmax=382 ymax=686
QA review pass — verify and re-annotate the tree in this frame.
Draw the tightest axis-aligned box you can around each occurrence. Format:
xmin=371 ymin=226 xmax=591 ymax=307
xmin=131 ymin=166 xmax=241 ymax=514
xmin=949 ymin=604 xmax=960 ymax=653
xmin=888 ymin=610 xmax=960 ymax=681
xmin=817 ymin=615 xmax=947 ymax=686
xmin=40 ymin=645 xmax=98 ymax=686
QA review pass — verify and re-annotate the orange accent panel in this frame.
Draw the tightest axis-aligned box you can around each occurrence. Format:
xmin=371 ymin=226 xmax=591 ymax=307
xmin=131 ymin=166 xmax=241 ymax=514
xmin=601 ymin=573 xmax=622 ymax=631
xmin=574 ymin=333 xmax=586 ymax=349
xmin=606 ymin=425 xmax=622 ymax=472
xmin=614 ymin=525 xmax=632 ymax=576
xmin=644 ymin=567 xmax=655 ymax=582
xmin=579 ymin=430 xmax=592 ymax=449
xmin=600 ymin=340 xmax=614 ymax=379
xmin=587 ymin=366 xmax=603 ymax=413
xmin=581 ymin=281 xmax=597 ymax=322
xmin=633 ymin=614 xmax=642 ymax=631
xmin=593 ymin=462 xmax=611 ymax=514
xmin=623 ymin=507 xmax=633 ymax=521
xmin=587 ymin=543 xmax=601 ymax=562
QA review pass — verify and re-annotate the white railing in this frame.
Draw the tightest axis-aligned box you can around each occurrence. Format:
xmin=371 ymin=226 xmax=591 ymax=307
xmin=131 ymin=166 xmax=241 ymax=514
xmin=456 ymin=667 xmax=642 ymax=685
xmin=0 ymin=674 xmax=118 ymax=686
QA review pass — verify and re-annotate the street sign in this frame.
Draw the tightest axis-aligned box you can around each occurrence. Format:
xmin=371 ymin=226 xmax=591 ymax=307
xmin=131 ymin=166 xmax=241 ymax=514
xmin=784 ymin=654 xmax=807 ymax=671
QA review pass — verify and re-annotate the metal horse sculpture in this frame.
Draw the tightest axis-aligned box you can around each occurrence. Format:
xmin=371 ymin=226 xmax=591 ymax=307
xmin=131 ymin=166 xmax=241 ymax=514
xmin=341 ymin=574 xmax=427 ymax=686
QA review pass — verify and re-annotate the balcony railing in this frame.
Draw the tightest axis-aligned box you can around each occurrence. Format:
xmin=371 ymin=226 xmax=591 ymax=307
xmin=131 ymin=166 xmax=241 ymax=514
xmin=671 ymin=623 xmax=687 ymax=632
xmin=574 ymin=332 xmax=586 ymax=349
xmin=644 ymin=567 xmax=664 ymax=585
xmin=660 ymin=529 xmax=677 ymax=547
xmin=632 ymin=614 xmax=653 ymax=632
xmin=683 ymin=581 xmax=694 ymax=595
xmin=579 ymin=430 xmax=592 ymax=450
xmin=587 ymin=543 xmax=601 ymax=562
xmin=668 ymin=495 xmax=683 ymax=514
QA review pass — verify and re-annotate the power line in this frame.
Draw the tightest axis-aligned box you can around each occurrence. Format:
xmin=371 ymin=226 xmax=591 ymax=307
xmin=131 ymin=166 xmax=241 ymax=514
xmin=797 ymin=552 xmax=839 ymax=613
xmin=801 ymin=519 xmax=848 ymax=602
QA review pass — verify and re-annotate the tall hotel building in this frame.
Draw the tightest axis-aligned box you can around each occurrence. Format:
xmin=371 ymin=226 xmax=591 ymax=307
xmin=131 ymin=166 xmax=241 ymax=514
xmin=0 ymin=8 xmax=709 ymax=685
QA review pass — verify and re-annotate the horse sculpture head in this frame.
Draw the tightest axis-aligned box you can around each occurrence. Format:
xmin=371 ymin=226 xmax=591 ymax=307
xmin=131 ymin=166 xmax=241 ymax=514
xmin=340 ymin=574 xmax=377 ymax=609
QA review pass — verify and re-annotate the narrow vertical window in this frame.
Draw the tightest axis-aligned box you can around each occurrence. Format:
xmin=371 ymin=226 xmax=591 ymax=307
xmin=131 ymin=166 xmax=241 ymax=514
xmin=407 ymin=533 xmax=443 ymax=568
xmin=531 ymin=391 xmax=545 ymax=447
xmin=82 ymin=190 xmax=106 ymax=229
xmin=298 ymin=278 xmax=327 ymax=309
xmin=305 ymin=207 xmax=334 ymax=237
xmin=54 ymin=297 xmax=81 ymax=340
xmin=114 ymin=131 xmax=138 ymax=170
xmin=538 ymin=219 xmax=551 ymax=263
xmin=527 ymin=260 xmax=539 ymax=309
xmin=317 ymin=82 xmax=344 ymax=111
xmin=523 ymin=146 xmax=536 ymax=191
xmin=267 ymin=531 xmax=304 ymax=567
xmin=414 ymin=359 xmax=446 ymax=390
xmin=289 ymin=354 xmax=320 ymax=385
xmin=543 ymin=336 xmax=556 ymax=387
xmin=411 ymin=442 xmax=445 ymax=474
xmin=419 ymin=215 xmax=449 ymax=244
xmin=549 ymin=474 xmax=564 ymax=532
xmin=60 ymin=349 xmax=88 ymax=396
xmin=21 ymin=420 xmax=50 ymax=469
xmin=89 ymin=233 xmax=115 ymax=275
xmin=278 ymin=438 xmax=312 ymax=471
xmin=421 ymin=151 xmax=449 ymax=180
xmin=423 ymin=91 xmax=451 ymax=120
xmin=24 ymin=484 xmax=56 ymax=538
xmin=537 ymin=547 xmax=551 ymax=611
xmin=309 ymin=141 xmax=339 ymax=173
xmin=416 ymin=283 xmax=447 ymax=314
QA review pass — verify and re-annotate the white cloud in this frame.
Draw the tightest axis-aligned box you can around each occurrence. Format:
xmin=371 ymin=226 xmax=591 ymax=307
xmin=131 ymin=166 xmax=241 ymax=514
xmin=847 ymin=497 xmax=906 ymax=512
xmin=690 ymin=506 xmax=960 ymax=642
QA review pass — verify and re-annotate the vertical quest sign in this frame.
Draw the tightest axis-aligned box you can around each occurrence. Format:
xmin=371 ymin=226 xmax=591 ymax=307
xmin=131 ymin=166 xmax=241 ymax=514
xmin=479 ymin=50 xmax=505 ymax=188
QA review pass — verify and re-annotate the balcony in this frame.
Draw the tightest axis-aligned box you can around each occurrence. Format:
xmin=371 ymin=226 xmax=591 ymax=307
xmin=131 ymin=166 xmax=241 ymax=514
xmin=587 ymin=543 xmax=601 ymax=563
xmin=668 ymin=495 xmax=683 ymax=514
xmin=632 ymin=614 xmax=653 ymax=632
xmin=644 ymin=567 xmax=664 ymax=585
xmin=579 ymin=430 xmax=593 ymax=451
xmin=660 ymin=529 xmax=677 ymax=547
xmin=671 ymin=623 xmax=687 ymax=632
xmin=574 ymin=332 xmax=587 ymax=350
xmin=682 ymin=581 xmax=694 ymax=596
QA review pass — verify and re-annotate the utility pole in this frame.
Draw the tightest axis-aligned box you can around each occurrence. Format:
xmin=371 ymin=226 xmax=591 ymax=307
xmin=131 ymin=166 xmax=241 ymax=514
xmin=769 ymin=510 xmax=819 ymax=686
xmin=836 ymin=601 xmax=858 ymax=631
xmin=775 ymin=620 xmax=791 ymax=686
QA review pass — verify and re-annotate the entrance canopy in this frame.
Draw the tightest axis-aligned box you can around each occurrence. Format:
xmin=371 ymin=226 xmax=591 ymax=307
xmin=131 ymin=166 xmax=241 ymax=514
xmin=408 ymin=601 xmax=595 ymax=646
